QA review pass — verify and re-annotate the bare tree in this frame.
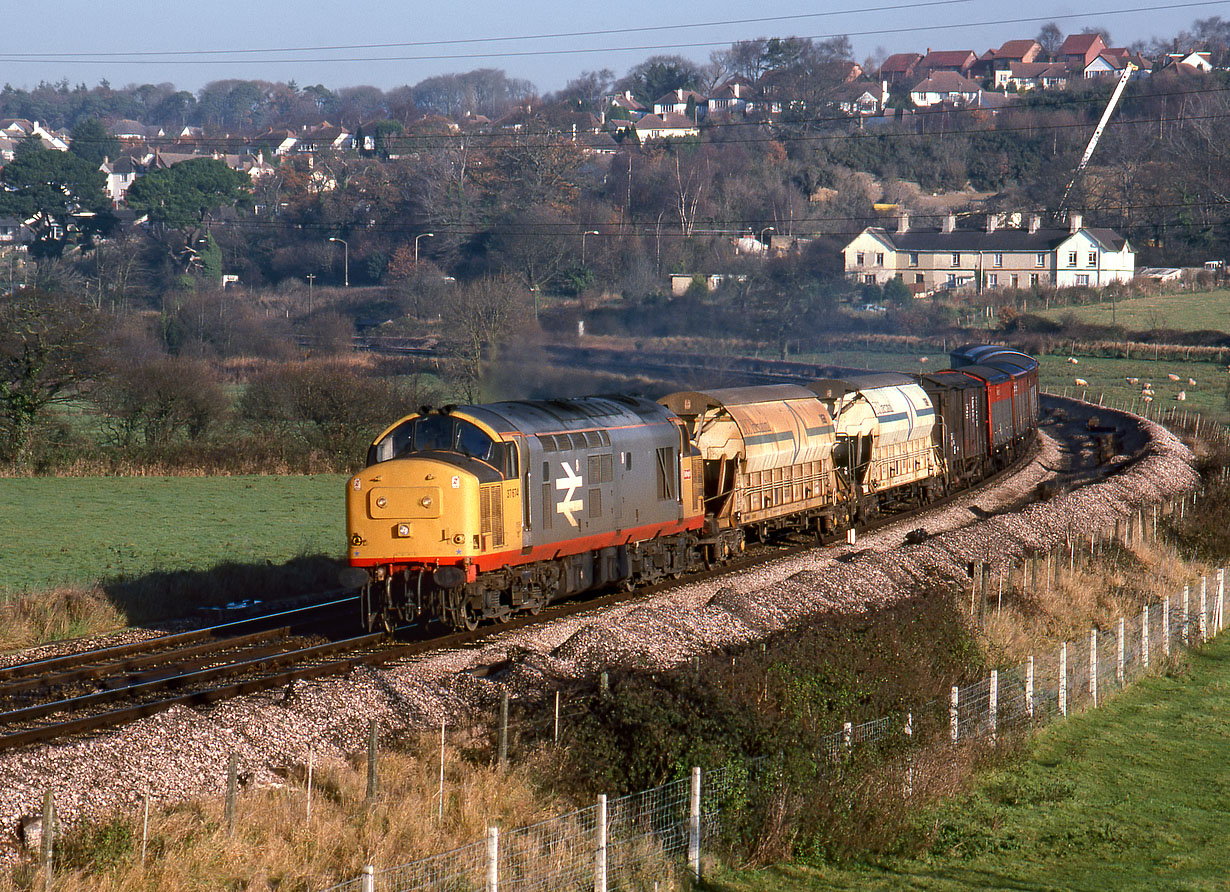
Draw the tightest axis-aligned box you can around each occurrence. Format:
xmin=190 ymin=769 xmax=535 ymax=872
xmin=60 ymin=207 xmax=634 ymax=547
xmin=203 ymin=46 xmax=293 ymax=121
xmin=442 ymin=276 xmax=534 ymax=402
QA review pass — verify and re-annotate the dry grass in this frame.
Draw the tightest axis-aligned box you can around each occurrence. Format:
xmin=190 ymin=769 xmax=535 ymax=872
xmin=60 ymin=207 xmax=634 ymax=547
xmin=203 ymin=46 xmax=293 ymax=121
xmin=0 ymin=587 xmax=126 ymax=652
xmin=13 ymin=734 xmax=573 ymax=892
xmin=971 ymin=526 xmax=1207 ymax=669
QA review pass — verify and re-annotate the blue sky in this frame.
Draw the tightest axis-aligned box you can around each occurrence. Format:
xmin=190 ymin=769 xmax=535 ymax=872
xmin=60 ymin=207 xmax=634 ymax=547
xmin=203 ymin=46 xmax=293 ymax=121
xmin=5 ymin=0 xmax=1227 ymax=94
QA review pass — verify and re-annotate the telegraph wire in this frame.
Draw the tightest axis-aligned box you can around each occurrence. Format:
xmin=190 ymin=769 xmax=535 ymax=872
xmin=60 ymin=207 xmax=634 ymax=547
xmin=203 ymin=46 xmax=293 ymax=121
xmin=0 ymin=0 xmax=1227 ymax=65
xmin=1 ymin=0 xmax=986 ymax=58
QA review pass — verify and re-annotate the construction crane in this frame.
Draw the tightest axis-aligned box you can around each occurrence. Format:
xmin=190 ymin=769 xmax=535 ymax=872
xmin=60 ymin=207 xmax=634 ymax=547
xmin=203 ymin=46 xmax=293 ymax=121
xmin=1058 ymin=62 xmax=1136 ymax=213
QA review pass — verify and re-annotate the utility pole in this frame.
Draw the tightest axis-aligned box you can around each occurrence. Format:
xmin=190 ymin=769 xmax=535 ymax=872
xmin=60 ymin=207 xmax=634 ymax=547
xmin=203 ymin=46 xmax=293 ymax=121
xmin=306 ymin=274 xmax=316 ymax=314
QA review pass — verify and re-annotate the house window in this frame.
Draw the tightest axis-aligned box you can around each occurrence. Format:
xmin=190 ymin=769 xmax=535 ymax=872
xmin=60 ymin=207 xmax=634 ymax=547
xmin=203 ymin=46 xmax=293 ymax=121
xmin=1011 ymin=274 xmax=1019 ymax=287
xmin=909 ymin=252 xmax=919 ymax=267
xmin=1068 ymin=251 xmax=1078 ymax=266
xmin=1088 ymin=252 xmax=1098 ymax=267
xmin=875 ymin=252 xmax=884 ymax=265
xmin=1035 ymin=253 xmax=1046 ymax=267
xmin=951 ymin=253 xmax=960 ymax=267
xmin=1030 ymin=273 xmax=1039 ymax=285
xmin=915 ymin=273 xmax=924 ymax=284
xmin=1076 ymin=274 xmax=1090 ymax=285
xmin=856 ymin=251 xmax=865 ymax=265
xmin=987 ymin=274 xmax=998 ymax=287
xmin=946 ymin=273 xmax=958 ymax=286
xmin=993 ymin=253 xmax=1003 ymax=267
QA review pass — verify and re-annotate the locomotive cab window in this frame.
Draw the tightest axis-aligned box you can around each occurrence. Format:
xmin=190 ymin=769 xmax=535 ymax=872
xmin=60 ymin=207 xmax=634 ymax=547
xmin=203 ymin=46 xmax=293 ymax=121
xmin=368 ymin=415 xmax=503 ymax=471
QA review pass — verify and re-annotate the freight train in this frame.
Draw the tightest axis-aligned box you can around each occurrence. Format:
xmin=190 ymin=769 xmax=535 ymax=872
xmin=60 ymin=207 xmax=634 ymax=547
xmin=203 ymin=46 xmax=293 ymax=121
xmin=344 ymin=344 xmax=1039 ymax=632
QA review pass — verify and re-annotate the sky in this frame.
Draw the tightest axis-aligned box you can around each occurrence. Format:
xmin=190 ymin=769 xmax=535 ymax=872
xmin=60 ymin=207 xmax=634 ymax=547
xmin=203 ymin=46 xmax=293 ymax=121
xmin=5 ymin=0 xmax=1229 ymax=95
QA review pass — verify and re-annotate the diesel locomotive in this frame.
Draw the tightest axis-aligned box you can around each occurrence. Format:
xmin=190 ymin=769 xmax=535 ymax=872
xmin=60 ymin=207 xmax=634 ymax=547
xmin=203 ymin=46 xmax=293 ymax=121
xmin=345 ymin=344 xmax=1039 ymax=631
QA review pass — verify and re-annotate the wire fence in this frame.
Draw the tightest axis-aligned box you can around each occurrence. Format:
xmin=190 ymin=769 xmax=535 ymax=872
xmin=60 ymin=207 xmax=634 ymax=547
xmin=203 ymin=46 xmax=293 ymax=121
xmin=322 ymin=566 xmax=1227 ymax=892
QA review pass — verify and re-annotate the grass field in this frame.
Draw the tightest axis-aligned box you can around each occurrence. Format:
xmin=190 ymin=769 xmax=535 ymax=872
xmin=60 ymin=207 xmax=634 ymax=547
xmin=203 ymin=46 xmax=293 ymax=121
xmin=1035 ymin=353 xmax=1230 ymax=424
xmin=1034 ymin=288 xmax=1230 ymax=332
xmin=0 ymin=475 xmax=346 ymax=596
xmin=711 ymin=632 xmax=1230 ymax=891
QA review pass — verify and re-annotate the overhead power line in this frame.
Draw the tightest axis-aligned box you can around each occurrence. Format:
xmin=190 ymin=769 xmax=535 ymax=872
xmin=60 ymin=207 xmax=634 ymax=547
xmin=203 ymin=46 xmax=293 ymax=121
xmin=0 ymin=0 xmax=1226 ymax=65
xmin=1 ymin=0 xmax=985 ymax=58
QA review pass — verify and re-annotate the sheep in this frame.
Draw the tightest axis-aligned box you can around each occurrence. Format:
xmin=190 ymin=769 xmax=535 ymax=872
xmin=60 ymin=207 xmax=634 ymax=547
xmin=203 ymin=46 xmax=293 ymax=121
xmin=918 ymin=356 xmax=929 ymax=363
xmin=1176 ymin=391 xmax=1187 ymax=401
xmin=1127 ymin=377 xmax=1139 ymax=385
xmin=1067 ymin=357 xmax=1079 ymax=364
xmin=1167 ymin=373 xmax=1181 ymax=381
xmin=1074 ymin=377 xmax=1089 ymax=387
xmin=1142 ymin=394 xmax=1154 ymax=403
xmin=1187 ymin=378 xmax=1197 ymax=386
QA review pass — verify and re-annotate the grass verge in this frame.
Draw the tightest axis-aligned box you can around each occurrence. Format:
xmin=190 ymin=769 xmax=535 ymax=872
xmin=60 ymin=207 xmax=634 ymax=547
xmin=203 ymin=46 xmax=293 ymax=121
xmin=707 ymin=630 xmax=1230 ymax=891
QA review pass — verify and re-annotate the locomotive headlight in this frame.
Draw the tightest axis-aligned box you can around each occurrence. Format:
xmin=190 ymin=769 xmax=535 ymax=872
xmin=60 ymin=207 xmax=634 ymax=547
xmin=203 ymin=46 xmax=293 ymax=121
xmin=453 ymin=533 xmax=465 ymax=545
xmin=396 ymin=523 xmax=411 ymax=537
xmin=375 ymin=496 xmax=388 ymax=509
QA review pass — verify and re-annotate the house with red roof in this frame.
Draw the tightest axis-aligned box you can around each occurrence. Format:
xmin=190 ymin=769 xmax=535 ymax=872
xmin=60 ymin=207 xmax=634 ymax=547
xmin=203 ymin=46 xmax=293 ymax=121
xmin=916 ymin=50 xmax=978 ymax=77
xmin=879 ymin=53 xmax=922 ymax=85
xmin=1057 ymin=33 xmax=1107 ymax=73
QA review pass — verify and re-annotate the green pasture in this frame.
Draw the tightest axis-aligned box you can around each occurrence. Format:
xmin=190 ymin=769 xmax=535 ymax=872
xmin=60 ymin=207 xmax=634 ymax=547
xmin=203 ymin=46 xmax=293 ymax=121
xmin=791 ymin=346 xmax=1230 ymax=425
xmin=0 ymin=474 xmax=347 ymax=596
xmin=712 ymin=632 xmax=1230 ymax=891
xmin=1035 ymin=353 xmax=1229 ymax=424
xmin=1034 ymin=288 xmax=1230 ymax=332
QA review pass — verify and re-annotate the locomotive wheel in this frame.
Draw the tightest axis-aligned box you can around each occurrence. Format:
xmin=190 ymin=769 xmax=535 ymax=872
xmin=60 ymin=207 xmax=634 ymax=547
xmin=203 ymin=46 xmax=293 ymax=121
xmin=460 ymin=602 xmax=479 ymax=631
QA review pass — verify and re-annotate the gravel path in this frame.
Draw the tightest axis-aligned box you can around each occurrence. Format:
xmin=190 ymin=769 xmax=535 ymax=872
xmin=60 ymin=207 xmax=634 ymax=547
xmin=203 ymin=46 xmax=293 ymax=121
xmin=0 ymin=400 xmax=1198 ymax=860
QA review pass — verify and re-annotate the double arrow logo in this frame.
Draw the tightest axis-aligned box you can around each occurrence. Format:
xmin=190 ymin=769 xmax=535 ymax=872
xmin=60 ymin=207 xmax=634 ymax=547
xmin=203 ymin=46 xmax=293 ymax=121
xmin=555 ymin=461 xmax=584 ymax=527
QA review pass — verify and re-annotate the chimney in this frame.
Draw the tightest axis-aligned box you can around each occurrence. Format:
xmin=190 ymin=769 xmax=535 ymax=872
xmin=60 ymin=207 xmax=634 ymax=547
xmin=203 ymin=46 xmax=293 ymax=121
xmin=1028 ymin=214 xmax=1041 ymax=233
xmin=986 ymin=214 xmax=998 ymax=233
xmin=1069 ymin=212 xmax=1083 ymax=233
xmin=941 ymin=213 xmax=956 ymax=233
xmin=897 ymin=212 xmax=910 ymax=233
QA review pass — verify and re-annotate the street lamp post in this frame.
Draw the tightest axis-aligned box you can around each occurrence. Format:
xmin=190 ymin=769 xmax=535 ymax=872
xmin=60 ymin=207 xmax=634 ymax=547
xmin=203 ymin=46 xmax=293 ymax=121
xmin=328 ymin=237 xmax=348 ymax=287
xmin=415 ymin=232 xmax=435 ymax=264
xmin=306 ymin=273 xmax=315 ymax=314
xmin=759 ymin=226 xmax=775 ymax=248
xmin=582 ymin=230 xmax=599 ymax=265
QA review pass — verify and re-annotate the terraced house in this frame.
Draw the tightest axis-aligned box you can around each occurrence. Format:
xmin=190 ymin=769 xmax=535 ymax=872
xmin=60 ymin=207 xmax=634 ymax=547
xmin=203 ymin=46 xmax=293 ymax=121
xmin=843 ymin=213 xmax=1135 ymax=294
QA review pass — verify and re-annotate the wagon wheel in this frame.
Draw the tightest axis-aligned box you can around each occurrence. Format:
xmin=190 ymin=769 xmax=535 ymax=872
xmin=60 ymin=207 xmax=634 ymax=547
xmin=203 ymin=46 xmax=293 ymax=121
xmin=460 ymin=600 xmax=480 ymax=632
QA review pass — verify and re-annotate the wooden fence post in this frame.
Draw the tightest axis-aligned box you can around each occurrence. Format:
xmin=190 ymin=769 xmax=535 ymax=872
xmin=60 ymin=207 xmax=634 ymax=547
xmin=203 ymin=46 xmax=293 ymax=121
xmin=950 ymin=686 xmax=959 ymax=742
xmin=1142 ymin=605 xmax=1150 ymax=669
xmin=367 ymin=720 xmax=379 ymax=802
xmin=498 ymin=691 xmax=509 ymax=768
xmin=1183 ymin=585 xmax=1190 ymax=645
xmin=594 ymin=794 xmax=607 ymax=892
xmin=40 ymin=790 xmax=55 ymax=892
xmin=225 ymin=752 xmax=238 ymax=833
xmin=1090 ymin=629 xmax=1098 ymax=708
xmin=360 ymin=865 xmax=375 ymax=892
xmin=1200 ymin=577 xmax=1208 ymax=642
xmin=1117 ymin=617 xmax=1125 ymax=684
xmin=1164 ymin=595 xmax=1171 ymax=657
xmin=1026 ymin=656 xmax=1034 ymax=719
xmin=688 ymin=767 xmax=701 ymax=881
xmin=486 ymin=827 xmax=499 ymax=892
xmin=989 ymin=670 xmax=998 ymax=742
xmin=1217 ymin=568 xmax=1225 ymax=633
xmin=1059 ymin=643 xmax=1067 ymax=717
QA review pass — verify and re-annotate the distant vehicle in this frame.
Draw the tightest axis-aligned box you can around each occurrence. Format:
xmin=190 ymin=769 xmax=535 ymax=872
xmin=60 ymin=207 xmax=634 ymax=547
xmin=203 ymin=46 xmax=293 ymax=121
xmin=860 ymin=303 xmax=888 ymax=314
